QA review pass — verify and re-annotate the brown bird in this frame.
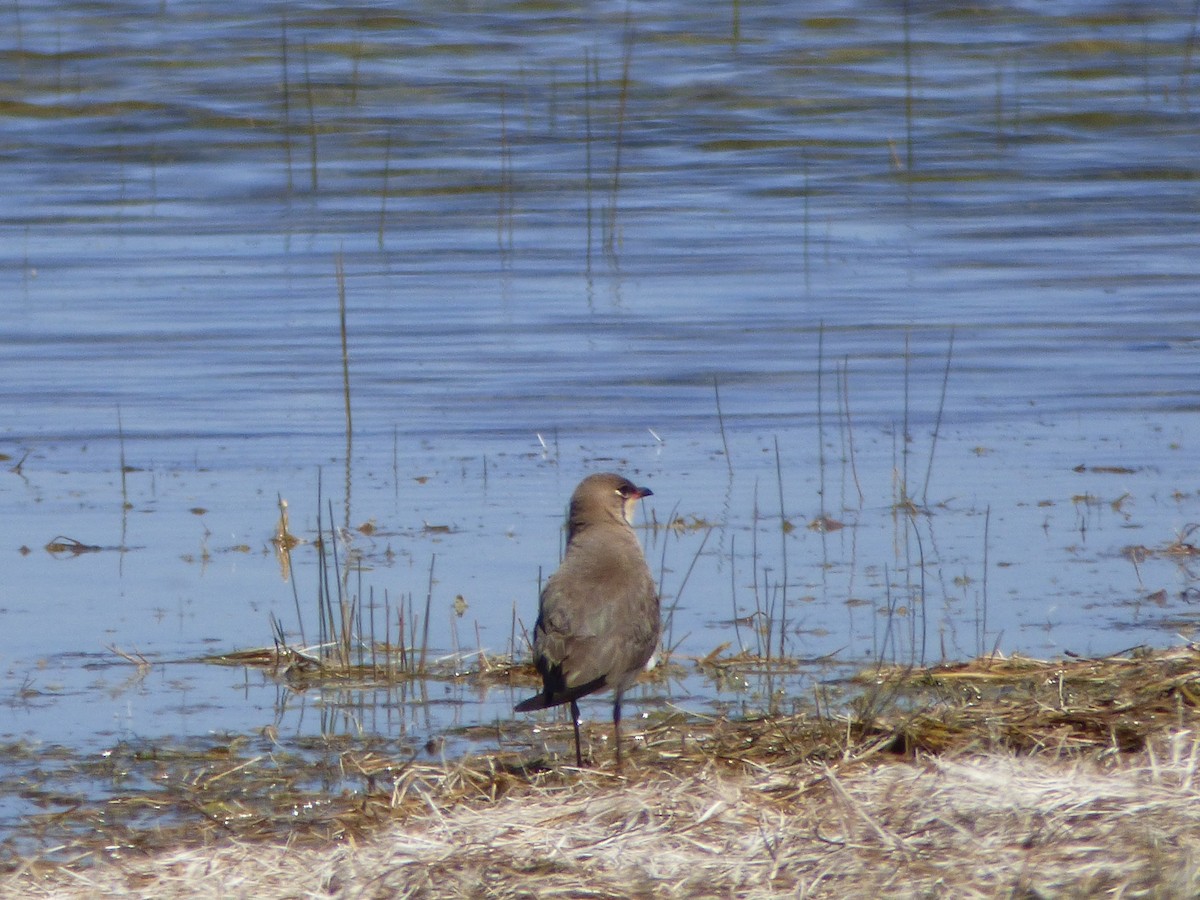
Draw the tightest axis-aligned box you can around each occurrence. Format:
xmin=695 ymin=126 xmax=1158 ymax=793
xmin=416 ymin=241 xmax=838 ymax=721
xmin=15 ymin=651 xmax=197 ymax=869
xmin=515 ymin=472 xmax=659 ymax=769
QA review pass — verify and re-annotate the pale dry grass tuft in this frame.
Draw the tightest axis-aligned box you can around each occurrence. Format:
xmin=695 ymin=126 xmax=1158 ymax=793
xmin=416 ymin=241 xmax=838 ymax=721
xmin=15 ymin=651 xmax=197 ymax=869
xmin=8 ymin=732 xmax=1200 ymax=899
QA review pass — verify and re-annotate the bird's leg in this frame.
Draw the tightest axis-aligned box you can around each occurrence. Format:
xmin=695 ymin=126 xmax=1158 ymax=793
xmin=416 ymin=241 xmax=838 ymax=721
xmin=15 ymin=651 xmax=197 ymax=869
xmin=571 ymin=699 xmax=583 ymax=767
xmin=613 ymin=694 xmax=623 ymax=771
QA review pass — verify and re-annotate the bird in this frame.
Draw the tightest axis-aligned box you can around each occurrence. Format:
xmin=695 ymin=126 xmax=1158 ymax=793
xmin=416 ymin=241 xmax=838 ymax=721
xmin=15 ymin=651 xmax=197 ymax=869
xmin=515 ymin=472 xmax=660 ymax=769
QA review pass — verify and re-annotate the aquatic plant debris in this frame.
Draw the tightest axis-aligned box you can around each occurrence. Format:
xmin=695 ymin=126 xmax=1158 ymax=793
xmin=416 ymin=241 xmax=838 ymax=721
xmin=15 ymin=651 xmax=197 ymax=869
xmin=3 ymin=645 xmax=1199 ymax=896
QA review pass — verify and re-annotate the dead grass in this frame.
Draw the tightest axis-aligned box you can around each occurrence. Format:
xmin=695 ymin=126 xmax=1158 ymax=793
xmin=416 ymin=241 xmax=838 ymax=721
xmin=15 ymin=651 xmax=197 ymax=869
xmin=8 ymin=739 xmax=1199 ymax=898
xmin=6 ymin=645 xmax=1200 ymax=898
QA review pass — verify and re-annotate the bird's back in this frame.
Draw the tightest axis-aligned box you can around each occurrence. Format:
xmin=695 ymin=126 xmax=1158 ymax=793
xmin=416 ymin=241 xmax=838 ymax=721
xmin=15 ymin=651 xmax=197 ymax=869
xmin=520 ymin=519 xmax=655 ymax=709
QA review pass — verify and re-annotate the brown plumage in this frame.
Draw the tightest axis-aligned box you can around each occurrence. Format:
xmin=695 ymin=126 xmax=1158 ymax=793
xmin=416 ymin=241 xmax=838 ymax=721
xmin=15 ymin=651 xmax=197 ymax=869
xmin=515 ymin=472 xmax=659 ymax=768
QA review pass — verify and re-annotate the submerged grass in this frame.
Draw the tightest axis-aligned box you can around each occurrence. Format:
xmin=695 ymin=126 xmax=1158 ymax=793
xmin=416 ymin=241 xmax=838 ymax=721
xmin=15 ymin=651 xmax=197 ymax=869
xmin=5 ymin=645 xmax=1200 ymax=896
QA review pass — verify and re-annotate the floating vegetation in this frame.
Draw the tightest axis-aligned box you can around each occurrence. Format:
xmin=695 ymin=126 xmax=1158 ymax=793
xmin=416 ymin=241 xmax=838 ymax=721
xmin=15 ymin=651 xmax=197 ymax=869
xmin=199 ymin=643 xmax=538 ymax=693
xmin=43 ymin=536 xmax=105 ymax=556
xmin=1123 ymin=523 xmax=1200 ymax=568
xmin=854 ymin=644 xmax=1200 ymax=756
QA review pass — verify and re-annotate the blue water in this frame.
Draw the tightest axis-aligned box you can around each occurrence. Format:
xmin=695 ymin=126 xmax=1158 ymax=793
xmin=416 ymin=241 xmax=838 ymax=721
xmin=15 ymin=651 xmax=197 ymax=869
xmin=1 ymin=0 xmax=1199 ymax=845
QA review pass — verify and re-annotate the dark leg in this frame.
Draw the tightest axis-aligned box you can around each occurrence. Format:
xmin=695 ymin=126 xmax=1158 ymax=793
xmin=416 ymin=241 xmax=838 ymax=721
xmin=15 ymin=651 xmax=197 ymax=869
xmin=570 ymin=699 xmax=583 ymax=767
xmin=613 ymin=693 xmax=623 ymax=771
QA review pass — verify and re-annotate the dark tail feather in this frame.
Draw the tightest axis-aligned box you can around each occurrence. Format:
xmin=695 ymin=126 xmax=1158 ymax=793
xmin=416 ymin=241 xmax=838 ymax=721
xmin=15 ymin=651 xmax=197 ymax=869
xmin=514 ymin=673 xmax=608 ymax=713
xmin=514 ymin=693 xmax=552 ymax=712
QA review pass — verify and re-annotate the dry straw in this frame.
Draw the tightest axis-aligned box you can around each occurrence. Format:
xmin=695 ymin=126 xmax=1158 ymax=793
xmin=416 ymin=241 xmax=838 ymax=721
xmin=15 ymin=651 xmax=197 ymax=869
xmin=7 ymin=645 xmax=1200 ymax=897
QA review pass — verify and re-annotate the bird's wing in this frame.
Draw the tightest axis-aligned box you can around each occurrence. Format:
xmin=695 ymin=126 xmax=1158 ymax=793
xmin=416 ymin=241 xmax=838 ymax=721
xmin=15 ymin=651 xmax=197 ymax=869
xmin=533 ymin=536 xmax=659 ymax=699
